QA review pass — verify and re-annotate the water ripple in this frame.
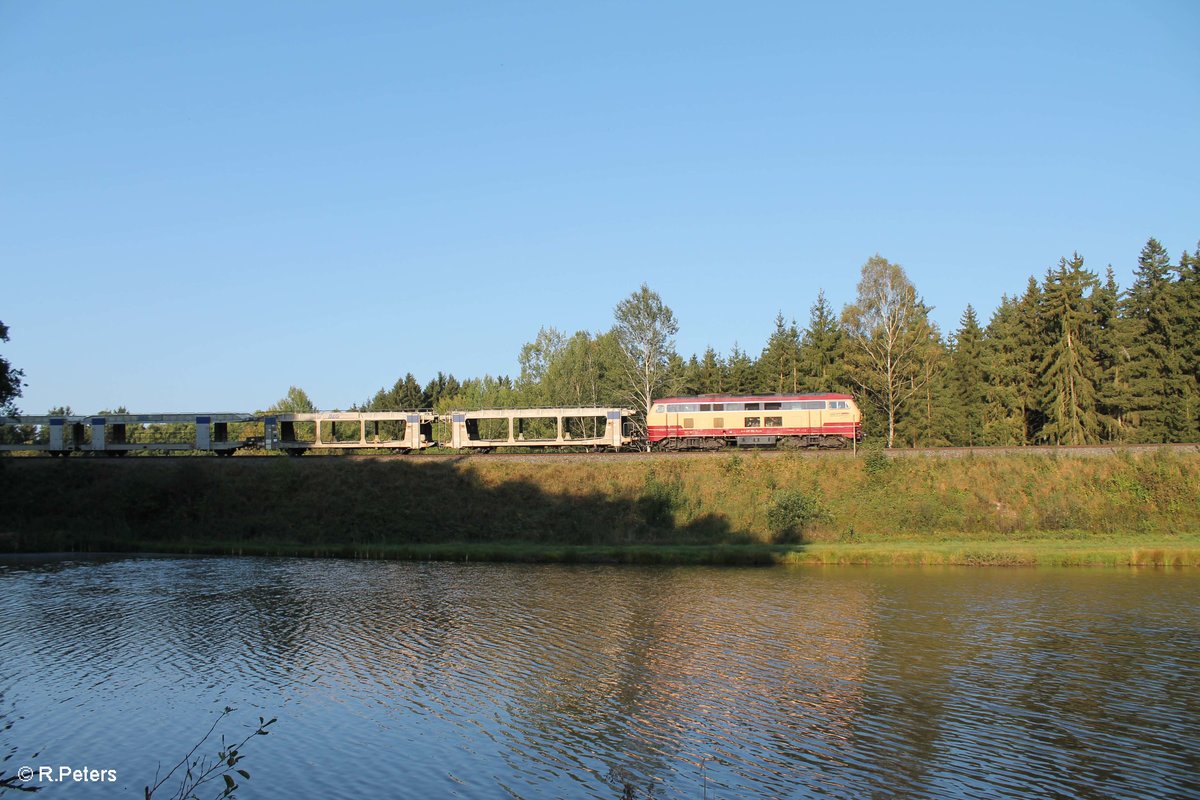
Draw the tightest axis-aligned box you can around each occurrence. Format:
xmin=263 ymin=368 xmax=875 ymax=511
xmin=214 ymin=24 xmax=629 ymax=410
xmin=0 ymin=558 xmax=1197 ymax=798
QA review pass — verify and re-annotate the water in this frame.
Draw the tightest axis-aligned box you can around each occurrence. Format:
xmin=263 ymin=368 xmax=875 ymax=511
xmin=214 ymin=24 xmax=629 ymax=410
xmin=1 ymin=557 xmax=1197 ymax=798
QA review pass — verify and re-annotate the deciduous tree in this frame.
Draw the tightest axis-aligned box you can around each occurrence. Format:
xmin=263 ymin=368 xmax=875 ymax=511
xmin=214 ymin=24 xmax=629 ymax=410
xmin=0 ymin=320 xmax=25 ymax=415
xmin=841 ymin=255 xmax=937 ymax=447
xmin=613 ymin=284 xmax=680 ymax=432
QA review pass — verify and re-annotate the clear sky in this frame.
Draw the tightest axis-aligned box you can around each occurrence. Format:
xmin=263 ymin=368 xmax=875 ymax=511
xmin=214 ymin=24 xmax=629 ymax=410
xmin=2 ymin=1 xmax=1197 ymax=414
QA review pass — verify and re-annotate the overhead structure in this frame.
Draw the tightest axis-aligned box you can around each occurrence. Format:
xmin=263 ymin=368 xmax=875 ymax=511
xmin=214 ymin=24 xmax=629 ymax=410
xmin=447 ymin=407 xmax=633 ymax=450
xmin=263 ymin=411 xmax=436 ymax=454
xmin=0 ymin=413 xmax=256 ymax=455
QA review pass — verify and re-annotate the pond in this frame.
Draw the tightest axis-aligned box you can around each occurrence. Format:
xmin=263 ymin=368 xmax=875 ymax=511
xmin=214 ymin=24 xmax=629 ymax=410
xmin=1 ymin=557 xmax=1196 ymax=798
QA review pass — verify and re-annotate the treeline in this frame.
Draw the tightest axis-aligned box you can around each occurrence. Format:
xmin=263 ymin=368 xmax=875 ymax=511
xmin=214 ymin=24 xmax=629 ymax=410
xmin=4 ymin=237 xmax=1198 ymax=448
xmin=356 ymin=237 xmax=1200 ymax=447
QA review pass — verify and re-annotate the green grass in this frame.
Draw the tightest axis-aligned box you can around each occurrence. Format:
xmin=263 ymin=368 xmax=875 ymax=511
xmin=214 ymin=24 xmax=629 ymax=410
xmin=2 ymin=451 xmax=1198 ymax=567
xmin=10 ymin=535 xmax=1199 ymax=568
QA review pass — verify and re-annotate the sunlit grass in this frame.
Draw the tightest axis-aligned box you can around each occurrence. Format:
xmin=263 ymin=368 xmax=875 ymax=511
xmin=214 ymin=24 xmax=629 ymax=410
xmin=2 ymin=449 xmax=1197 ymax=566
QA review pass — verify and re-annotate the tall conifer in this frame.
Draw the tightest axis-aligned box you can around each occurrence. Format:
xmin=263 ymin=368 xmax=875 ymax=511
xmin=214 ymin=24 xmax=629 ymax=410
xmin=1038 ymin=254 xmax=1101 ymax=445
xmin=949 ymin=305 xmax=987 ymax=445
xmin=1123 ymin=238 xmax=1198 ymax=441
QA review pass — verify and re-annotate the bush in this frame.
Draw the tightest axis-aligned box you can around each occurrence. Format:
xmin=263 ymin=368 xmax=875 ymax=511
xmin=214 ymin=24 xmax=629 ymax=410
xmin=861 ymin=441 xmax=891 ymax=479
xmin=767 ymin=489 xmax=827 ymax=543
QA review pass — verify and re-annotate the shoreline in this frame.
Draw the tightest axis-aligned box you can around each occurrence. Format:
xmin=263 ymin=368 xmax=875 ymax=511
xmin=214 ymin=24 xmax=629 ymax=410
xmin=6 ymin=539 xmax=1198 ymax=568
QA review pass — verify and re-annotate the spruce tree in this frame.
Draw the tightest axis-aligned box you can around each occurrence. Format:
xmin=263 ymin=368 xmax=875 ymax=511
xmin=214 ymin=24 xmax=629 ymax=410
xmin=797 ymin=290 xmax=848 ymax=393
xmin=948 ymin=305 xmax=987 ymax=445
xmin=757 ymin=312 xmax=802 ymax=393
xmin=697 ymin=346 xmax=725 ymax=394
xmin=725 ymin=344 xmax=757 ymax=393
xmin=895 ymin=314 xmax=951 ymax=447
xmin=1123 ymin=238 xmax=1198 ymax=442
xmin=982 ymin=295 xmax=1026 ymax=445
xmin=1092 ymin=268 xmax=1133 ymax=441
xmin=1038 ymin=254 xmax=1101 ymax=445
xmin=1176 ymin=244 xmax=1200 ymax=437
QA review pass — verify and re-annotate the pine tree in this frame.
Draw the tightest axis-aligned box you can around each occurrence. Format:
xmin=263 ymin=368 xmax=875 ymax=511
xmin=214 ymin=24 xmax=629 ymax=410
xmin=1037 ymin=254 xmax=1101 ymax=445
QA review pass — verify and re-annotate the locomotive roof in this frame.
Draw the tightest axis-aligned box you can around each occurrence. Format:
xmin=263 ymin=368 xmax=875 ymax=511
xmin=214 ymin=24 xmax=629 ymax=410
xmin=652 ymin=393 xmax=855 ymax=404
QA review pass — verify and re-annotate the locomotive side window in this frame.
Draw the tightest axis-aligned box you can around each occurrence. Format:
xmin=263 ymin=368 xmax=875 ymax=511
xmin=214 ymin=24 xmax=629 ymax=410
xmin=744 ymin=416 xmax=761 ymax=427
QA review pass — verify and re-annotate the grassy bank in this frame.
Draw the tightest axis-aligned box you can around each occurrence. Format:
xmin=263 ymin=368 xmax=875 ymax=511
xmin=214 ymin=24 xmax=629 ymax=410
xmin=2 ymin=450 xmax=1198 ymax=566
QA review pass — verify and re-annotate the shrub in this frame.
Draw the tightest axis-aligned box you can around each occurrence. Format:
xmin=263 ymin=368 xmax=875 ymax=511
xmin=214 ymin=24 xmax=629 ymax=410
xmin=767 ymin=489 xmax=828 ymax=543
xmin=861 ymin=441 xmax=891 ymax=479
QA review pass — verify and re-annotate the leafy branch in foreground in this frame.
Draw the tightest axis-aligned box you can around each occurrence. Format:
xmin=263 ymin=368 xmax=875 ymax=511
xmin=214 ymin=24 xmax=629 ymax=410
xmin=144 ymin=707 xmax=276 ymax=800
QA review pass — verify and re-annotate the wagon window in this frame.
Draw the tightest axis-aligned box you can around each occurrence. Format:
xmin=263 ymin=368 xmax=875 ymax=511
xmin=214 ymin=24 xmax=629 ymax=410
xmin=765 ymin=416 xmax=783 ymax=427
xmin=745 ymin=403 xmax=761 ymax=411
xmin=699 ymin=404 xmax=712 ymax=412
xmin=744 ymin=416 xmax=761 ymax=427
xmin=800 ymin=401 xmax=826 ymax=410
xmin=712 ymin=404 xmax=724 ymax=411
xmin=725 ymin=403 xmax=742 ymax=411
xmin=764 ymin=402 xmax=782 ymax=411
xmin=683 ymin=418 xmax=695 ymax=429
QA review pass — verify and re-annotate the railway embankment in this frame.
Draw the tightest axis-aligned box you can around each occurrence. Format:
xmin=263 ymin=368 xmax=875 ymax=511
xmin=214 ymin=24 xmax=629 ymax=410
xmin=2 ymin=449 xmax=1198 ymax=566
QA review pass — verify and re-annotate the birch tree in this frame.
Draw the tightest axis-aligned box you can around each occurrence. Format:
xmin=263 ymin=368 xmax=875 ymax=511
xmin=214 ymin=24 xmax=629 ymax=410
xmin=613 ymin=284 xmax=679 ymax=438
xmin=841 ymin=255 xmax=936 ymax=448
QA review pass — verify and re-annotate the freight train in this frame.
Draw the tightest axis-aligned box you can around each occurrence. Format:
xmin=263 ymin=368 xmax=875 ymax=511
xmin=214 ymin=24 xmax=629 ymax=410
xmin=0 ymin=393 xmax=862 ymax=455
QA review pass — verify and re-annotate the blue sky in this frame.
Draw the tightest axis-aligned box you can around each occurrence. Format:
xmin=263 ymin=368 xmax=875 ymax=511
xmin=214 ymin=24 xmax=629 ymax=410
xmin=2 ymin=1 xmax=1197 ymax=414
